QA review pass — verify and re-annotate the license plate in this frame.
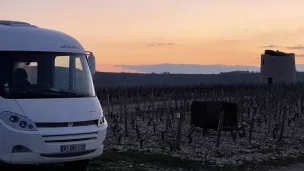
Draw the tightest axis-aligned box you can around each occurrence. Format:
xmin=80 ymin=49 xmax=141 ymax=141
xmin=60 ymin=144 xmax=86 ymax=153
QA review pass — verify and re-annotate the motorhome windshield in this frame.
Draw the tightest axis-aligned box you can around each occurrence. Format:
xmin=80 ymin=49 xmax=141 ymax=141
xmin=0 ymin=52 xmax=96 ymax=99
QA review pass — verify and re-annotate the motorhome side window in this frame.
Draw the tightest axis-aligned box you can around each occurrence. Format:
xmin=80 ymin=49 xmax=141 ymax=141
xmin=54 ymin=56 xmax=70 ymax=90
xmin=0 ymin=52 xmax=95 ymax=99
xmin=54 ymin=55 xmax=90 ymax=93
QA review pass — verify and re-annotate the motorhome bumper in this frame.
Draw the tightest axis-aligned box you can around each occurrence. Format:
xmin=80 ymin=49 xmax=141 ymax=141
xmin=10 ymin=145 xmax=103 ymax=164
xmin=0 ymin=122 xmax=107 ymax=164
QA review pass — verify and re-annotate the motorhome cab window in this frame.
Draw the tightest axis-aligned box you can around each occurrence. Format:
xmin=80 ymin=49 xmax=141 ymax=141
xmin=0 ymin=52 xmax=96 ymax=99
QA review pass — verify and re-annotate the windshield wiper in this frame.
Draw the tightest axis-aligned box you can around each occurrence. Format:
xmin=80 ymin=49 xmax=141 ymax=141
xmin=10 ymin=90 xmax=52 ymax=97
xmin=10 ymin=89 xmax=85 ymax=98
xmin=43 ymin=89 xmax=79 ymax=96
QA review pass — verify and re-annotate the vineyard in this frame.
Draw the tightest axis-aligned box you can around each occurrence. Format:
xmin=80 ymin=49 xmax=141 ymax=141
xmin=96 ymin=84 xmax=304 ymax=168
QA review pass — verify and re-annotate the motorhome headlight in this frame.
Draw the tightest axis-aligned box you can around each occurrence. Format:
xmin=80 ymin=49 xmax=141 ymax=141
xmin=0 ymin=112 xmax=38 ymax=131
xmin=98 ymin=116 xmax=107 ymax=127
xmin=98 ymin=112 xmax=107 ymax=127
xmin=9 ymin=116 xmax=19 ymax=123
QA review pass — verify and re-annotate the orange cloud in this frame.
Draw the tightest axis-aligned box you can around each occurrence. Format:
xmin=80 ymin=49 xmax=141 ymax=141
xmin=96 ymin=64 xmax=141 ymax=73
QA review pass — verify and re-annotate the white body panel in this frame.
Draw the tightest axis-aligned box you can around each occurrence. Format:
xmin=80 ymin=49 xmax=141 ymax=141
xmin=0 ymin=21 xmax=85 ymax=53
xmin=15 ymin=97 xmax=101 ymax=122
xmin=0 ymin=21 xmax=107 ymax=165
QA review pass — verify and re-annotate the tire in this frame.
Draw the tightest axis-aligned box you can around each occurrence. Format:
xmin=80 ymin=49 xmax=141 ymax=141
xmin=0 ymin=162 xmax=10 ymax=171
xmin=64 ymin=159 xmax=90 ymax=171
xmin=0 ymin=162 xmax=4 ymax=171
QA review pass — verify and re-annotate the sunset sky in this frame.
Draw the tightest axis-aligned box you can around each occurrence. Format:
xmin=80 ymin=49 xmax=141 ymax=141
xmin=2 ymin=0 xmax=304 ymax=73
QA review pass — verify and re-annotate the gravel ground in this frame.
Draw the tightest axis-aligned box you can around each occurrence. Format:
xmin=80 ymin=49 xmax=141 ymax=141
xmin=269 ymin=164 xmax=304 ymax=171
xmin=3 ymin=150 xmax=304 ymax=171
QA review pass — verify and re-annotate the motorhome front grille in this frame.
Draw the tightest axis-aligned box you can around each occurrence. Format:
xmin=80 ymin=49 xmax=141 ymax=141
xmin=35 ymin=120 xmax=98 ymax=128
xmin=41 ymin=150 xmax=95 ymax=158
xmin=42 ymin=132 xmax=98 ymax=143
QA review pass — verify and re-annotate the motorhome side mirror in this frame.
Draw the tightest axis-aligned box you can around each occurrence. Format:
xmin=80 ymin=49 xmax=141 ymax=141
xmin=87 ymin=52 xmax=96 ymax=75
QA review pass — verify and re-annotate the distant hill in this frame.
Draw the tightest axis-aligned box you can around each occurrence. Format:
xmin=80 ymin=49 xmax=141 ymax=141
xmin=26 ymin=67 xmax=304 ymax=88
xmin=116 ymin=64 xmax=304 ymax=74
xmin=92 ymin=71 xmax=304 ymax=87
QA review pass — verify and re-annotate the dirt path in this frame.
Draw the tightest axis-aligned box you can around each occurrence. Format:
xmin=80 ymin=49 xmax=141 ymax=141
xmin=3 ymin=151 xmax=304 ymax=171
xmin=268 ymin=163 xmax=304 ymax=171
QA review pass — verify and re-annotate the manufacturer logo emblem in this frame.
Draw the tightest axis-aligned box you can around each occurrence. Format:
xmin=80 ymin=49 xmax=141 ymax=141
xmin=60 ymin=45 xmax=81 ymax=49
xmin=68 ymin=122 xmax=73 ymax=127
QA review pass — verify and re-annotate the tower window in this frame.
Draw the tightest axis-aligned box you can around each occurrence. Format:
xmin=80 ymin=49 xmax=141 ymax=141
xmin=268 ymin=77 xmax=273 ymax=84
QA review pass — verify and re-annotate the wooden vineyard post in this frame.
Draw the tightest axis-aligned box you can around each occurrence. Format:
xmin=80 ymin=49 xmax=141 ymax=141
xmin=175 ymin=111 xmax=183 ymax=150
xmin=175 ymin=96 xmax=178 ymax=110
xmin=266 ymin=94 xmax=271 ymax=134
xmin=248 ymin=108 xmax=257 ymax=144
xmin=235 ymin=85 xmax=238 ymax=99
xmin=234 ymin=85 xmax=240 ymax=119
xmin=278 ymin=108 xmax=287 ymax=142
xmin=152 ymin=93 xmax=155 ymax=120
xmin=235 ymin=93 xmax=240 ymax=124
xmin=176 ymin=98 xmax=187 ymax=150
xmin=216 ymin=111 xmax=224 ymax=147
xmin=124 ymin=103 xmax=128 ymax=137
xmin=165 ymin=94 xmax=171 ymax=131
xmin=298 ymin=98 xmax=302 ymax=115
xmin=163 ymin=92 xmax=167 ymax=119
xmin=205 ymin=89 xmax=208 ymax=100
xmin=120 ymin=98 xmax=124 ymax=123
xmin=137 ymin=94 xmax=143 ymax=121
xmin=107 ymin=94 xmax=111 ymax=117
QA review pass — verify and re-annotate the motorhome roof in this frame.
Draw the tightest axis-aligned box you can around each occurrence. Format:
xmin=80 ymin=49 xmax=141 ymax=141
xmin=0 ymin=20 xmax=85 ymax=53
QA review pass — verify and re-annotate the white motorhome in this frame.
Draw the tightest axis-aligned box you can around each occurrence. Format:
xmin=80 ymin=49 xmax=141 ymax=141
xmin=0 ymin=20 xmax=107 ymax=170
